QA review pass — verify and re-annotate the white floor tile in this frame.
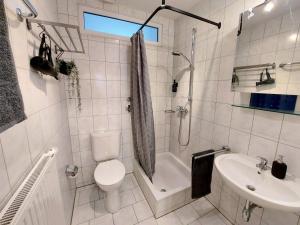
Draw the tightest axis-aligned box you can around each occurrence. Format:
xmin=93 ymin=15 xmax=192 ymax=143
xmin=94 ymin=199 xmax=110 ymax=218
xmin=121 ymin=190 xmax=136 ymax=207
xmin=91 ymin=214 xmax=114 ymax=225
xmin=72 ymin=202 xmax=95 ymax=225
xmin=71 ymin=174 xmax=234 ymax=225
xmin=198 ymin=210 xmax=231 ymax=225
xmin=191 ymin=198 xmax=215 ymax=216
xmin=156 ymin=212 xmax=182 ymax=225
xmin=132 ymin=186 xmax=146 ymax=202
xmin=78 ymin=222 xmax=89 ymax=225
xmin=137 ymin=217 xmax=158 ymax=225
xmin=175 ymin=204 xmax=199 ymax=225
xmin=113 ymin=205 xmax=138 ymax=225
xmin=120 ymin=174 xmax=137 ymax=191
xmin=189 ymin=219 xmax=202 ymax=225
xmin=133 ymin=200 xmax=154 ymax=221
xmin=78 ymin=185 xmax=100 ymax=205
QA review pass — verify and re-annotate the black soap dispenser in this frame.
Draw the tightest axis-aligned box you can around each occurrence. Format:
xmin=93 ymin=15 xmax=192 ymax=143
xmin=271 ymin=155 xmax=287 ymax=179
xmin=172 ymin=80 xmax=178 ymax=93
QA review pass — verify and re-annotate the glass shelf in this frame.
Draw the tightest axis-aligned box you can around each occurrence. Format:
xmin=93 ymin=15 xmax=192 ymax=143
xmin=232 ymin=104 xmax=300 ymax=116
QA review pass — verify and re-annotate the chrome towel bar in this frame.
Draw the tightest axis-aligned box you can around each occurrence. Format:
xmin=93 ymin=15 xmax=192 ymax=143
xmin=193 ymin=146 xmax=230 ymax=160
xmin=16 ymin=0 xmax=38 ymax=22
xmin=279 ymin=62 xmax=300 ymax=68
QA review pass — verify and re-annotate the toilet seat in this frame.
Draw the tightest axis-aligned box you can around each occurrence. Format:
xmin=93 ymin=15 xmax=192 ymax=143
xmin=94 ymin=159 xmax=125 ymax=186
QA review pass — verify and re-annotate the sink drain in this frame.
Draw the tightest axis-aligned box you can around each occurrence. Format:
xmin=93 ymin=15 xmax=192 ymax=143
xmin=160 ymin=188 xmax=167 ymax=192
xmin=246 ymin=185 xmax=256 ymax=191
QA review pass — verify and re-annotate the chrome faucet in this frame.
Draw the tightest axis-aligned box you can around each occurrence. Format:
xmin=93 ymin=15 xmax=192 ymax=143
xmin=256 ymin=156 xmax=269 ymax=173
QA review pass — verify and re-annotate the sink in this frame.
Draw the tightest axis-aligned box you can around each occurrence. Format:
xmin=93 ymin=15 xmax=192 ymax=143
xmin=215 ymin=153 xmax=300 ymax=212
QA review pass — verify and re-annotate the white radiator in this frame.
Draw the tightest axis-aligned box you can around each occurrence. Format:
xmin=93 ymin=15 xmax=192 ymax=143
xmin=0 ymin=149 xmax=66 ymax=225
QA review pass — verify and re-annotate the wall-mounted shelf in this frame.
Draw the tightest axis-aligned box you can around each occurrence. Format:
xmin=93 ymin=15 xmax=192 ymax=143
xmin=26 ymin=18 xmax=85 ymax=54
xmin=232 ymin=104 xmax=300 ymax=116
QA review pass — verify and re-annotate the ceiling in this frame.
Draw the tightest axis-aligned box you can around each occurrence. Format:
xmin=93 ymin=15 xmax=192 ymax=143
xmin=114 ymin=0 xmax=201 ymax=18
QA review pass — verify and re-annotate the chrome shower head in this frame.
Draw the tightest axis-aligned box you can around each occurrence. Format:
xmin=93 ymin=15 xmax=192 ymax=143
xmin=172 ymin=51 xmax=181 ymax=56
xmin=172 ymin=51 xmax=192 ymax=66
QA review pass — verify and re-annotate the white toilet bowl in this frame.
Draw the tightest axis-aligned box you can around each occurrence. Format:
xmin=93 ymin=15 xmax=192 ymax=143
xmin=94 ymin=159 xmax=125 ymax=213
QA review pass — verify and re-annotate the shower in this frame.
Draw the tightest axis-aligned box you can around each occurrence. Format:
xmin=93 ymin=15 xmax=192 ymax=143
xmin=173 ymin=28 xmax=196 ymax=146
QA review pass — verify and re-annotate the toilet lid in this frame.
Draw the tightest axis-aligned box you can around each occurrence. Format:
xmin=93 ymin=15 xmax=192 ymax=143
xmin=94 ymin=159 xmax=125 ymax=186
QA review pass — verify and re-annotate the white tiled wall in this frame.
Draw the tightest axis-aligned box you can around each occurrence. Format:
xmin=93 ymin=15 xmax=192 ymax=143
xmin=0 ymin=1 xmax=75 ymax=224
xmin=171 ymin=0 xmax=300 ymax=224
xmin=57 ymin=0 xmax=175 ymax=187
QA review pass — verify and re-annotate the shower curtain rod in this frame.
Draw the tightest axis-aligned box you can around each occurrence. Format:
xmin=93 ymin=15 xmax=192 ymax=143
xmin=136 ymin=0 xmax=221 ymax=33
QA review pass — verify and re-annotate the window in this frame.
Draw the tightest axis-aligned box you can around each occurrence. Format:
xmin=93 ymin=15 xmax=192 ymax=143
xmin=83 ymin=12 xmax=159 ymax=42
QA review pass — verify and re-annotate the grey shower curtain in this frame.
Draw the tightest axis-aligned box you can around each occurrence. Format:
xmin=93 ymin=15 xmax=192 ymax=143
xmin=130 ymin=31 xmax=155 ymax=181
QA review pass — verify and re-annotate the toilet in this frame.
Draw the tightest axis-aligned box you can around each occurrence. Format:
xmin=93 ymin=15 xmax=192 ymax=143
xmin=91 ymin=131 xmax=125 ymax=213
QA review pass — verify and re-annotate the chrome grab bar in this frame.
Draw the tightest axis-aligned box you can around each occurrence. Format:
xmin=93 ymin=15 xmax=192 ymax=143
xmin=193 ymin=146 xmax=230 ymax=160
xmin=234 ymin=63 xmax=276 ymax=71
xmin=16 ymin=0 xmax=38 ymax=22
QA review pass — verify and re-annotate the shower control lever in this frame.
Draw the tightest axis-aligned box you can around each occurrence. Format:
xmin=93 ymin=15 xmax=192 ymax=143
xmin=126 ymin=97 xmax=132 ymax=112
xmin=164 ymin=109 xmax=175 ymax=113
xmin=127 ymin=105 xmax=131 ymax=112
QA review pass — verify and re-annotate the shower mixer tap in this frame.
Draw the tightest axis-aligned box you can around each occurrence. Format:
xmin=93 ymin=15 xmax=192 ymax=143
xmin=175 ymin=106 xmax=188 ymax=113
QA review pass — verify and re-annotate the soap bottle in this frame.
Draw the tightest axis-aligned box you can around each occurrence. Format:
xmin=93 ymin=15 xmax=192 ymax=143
xmin=271 ymin=155 xmax=287 ymax=179
xmin=172 ymin=80 xmax=178 ymax=93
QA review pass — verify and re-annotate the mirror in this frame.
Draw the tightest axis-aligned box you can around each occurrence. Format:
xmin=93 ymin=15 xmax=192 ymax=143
xmin=232 ymin=0 xmax=300 ymax=95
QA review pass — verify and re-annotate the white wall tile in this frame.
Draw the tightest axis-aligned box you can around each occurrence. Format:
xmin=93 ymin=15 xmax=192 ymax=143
xmin=0 ymin=123 xmax=31 ymax=186
xmin=92 ymin=99 xmax=107 ymax=116
xmin=90 ymin=61 xmax=106 ymax=80
xmin=93 ymin=116 xmax=108 ymax=131
xmin=229 ymin=129 xmax=250 ymax=154
xmin=0 ymin=141 xmax=11 ymax=204
xmin=25 ymin=113 xmax=45 ymax=161
xmin=230 ymin=108 xmax=254 ymax=132
xmin=280 ymin=115 xmax=300 ymax=148
xmin=105 ymin=43 xmax=120 ymax=62
xmin=92 ymin=81 xmax=107 ymax=98
xmin=248 ymin=135 xmax=277 ymax=162
xmin=252 ymin=111 xmax=283 ymax=140
xmin=89 ymin=41 xmax=105 ymax=61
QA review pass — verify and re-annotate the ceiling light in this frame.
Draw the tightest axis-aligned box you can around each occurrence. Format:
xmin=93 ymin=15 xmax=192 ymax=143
xmin=264 ymin=1 xmax=274 ymax=12
xmin=289 ymin=33 xmax=298 ymax=42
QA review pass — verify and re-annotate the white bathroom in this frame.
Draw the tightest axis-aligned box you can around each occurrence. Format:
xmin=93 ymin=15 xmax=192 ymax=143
xmin=1 ymin=0 xmax=300 ymax=225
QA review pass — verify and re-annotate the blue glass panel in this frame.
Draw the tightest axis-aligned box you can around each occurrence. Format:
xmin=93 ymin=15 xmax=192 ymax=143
xmin=250 ymin=93 xmax=297 ymax=111
xmin=83 ymin=12 xmax=158 ymax=42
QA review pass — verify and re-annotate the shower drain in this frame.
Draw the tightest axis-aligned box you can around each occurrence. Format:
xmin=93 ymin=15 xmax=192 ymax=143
xmin=160 ymin=188 xmax=167 ymax=192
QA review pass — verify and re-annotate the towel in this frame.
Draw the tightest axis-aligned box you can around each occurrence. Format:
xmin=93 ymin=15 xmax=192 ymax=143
xmin=0 ymin=0 xmax=26 ymax=133
xmin=191 ymin=149 xmax=215 ymax=199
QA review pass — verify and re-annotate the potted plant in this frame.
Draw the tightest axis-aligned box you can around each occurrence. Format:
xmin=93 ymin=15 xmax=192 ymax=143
xmin=57 ymin=60 xmax=81 ymax=111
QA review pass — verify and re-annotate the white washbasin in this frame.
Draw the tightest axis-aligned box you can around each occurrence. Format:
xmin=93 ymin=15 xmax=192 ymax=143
xmin=215 ymin=153 xmax=300 ymax=212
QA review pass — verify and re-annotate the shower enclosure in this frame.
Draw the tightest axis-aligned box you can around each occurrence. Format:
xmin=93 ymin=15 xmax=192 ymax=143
xmin=173 ymin=28 xmax=197 ymax=146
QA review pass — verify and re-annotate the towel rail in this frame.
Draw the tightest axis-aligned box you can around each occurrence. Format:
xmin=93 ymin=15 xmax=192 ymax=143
xmin=234 ymin=63 xmax=276 ymax=71
xmin=26 ymin=19 xmax=85 ymax=54
xmin=279 ymin=62 xmax=300 ymax=68
xmin=16 ymin=0 xmax=38 ymax=22
xmin=193 ymin=146 xmax=230 ymax=160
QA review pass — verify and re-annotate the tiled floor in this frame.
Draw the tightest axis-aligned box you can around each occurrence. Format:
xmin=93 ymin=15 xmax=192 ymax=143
xmin=71 ymin=174 xmax=231 ymax=225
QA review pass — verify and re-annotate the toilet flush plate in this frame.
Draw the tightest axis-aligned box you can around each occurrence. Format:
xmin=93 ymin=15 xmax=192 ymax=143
xmin=215 ymin=153 xmax=300 ymax=212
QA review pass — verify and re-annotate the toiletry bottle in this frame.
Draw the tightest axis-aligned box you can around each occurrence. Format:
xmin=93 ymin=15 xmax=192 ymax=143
xmin=271 ymin=155 xmax=287 ymax=179
xmin=172 ymin=80 xmax=178 ymax=93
